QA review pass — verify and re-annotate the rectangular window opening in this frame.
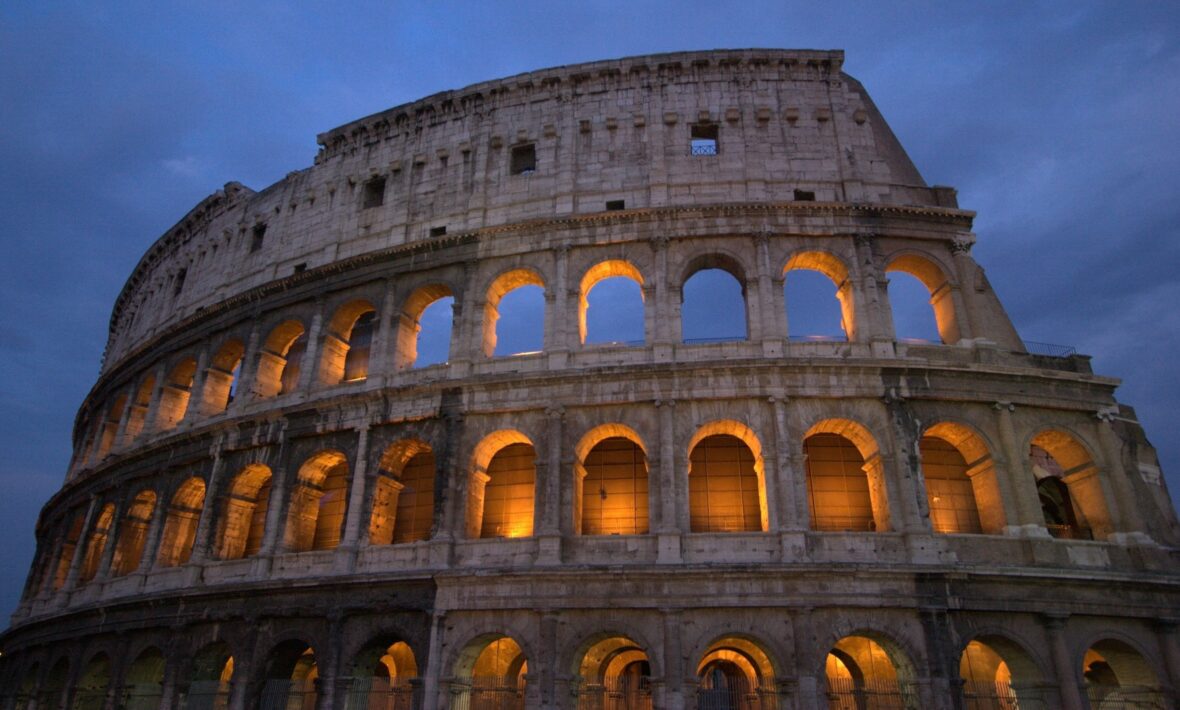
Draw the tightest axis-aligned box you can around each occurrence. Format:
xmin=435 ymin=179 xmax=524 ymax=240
xmin=691 ymin=124 xmax=719 ymax=156
xmin=293 ymin=263 xmax=307 ymax=274
xmin=429 ymin=226 xmax=447 ymax=237
xmin=250 ymin=224 xmax=267 ymax=253
xmin=510 ymin=143 xmax=537 ymax=175
xmin=172 ymin=269 xmax=186 ymax=297
xmin=362 ymin=176 xmax=386 ymax=209
xmin=793 ymin=189 xmax=816 ymax=202
xmin=605 ymin=199 xmax=625 ymax=211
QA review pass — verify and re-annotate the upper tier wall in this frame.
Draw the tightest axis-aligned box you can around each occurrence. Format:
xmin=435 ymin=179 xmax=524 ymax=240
xmin=103 ymin=49 xmax=950 ymax=372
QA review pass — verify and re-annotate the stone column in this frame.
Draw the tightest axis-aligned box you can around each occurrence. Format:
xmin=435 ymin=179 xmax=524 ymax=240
xmin=538 ymin=612 xmax=559 ymax=709
xmin=1153 ymin=619 xmax=1180 ymax=701
xmin=655 ymin=400 xmax=681 ymax=563
xmin=319 ymin=612 xmax=344 ymax=710
xmin=368 ymin=278 xmax=398 ymax=385
xmin=338 ymin=425 xmax=373 ymax=568
xmin=296 ymin=298 xmax=326 ymax=393
xmin=650 ymin=236 xmax=676 ymax=353
xmin=92 ymin=498 xmax=125 ymax=584
xmin=792 ymin=608 xmax=820 ymax=710
xmin=1094 ymin=411 xmax=1144 ymax=539
xmin=142 ymin=362 xmax=169 ymax=436
xmin=137 ymin=494 xmax=169 ymax=574
xmin=537 ymin=407 xmax=564 ymax=564
xmin=423 ymin=611 xmax=447 ymax=710
xmin=546 ymin=244 xmax=571 ymax=367
xmin=181 ymin=347 xmax=212 ymax=426
xmin=258 ymin=461 xmax=293 ymax=558
xmin=113 ymin=384 xmax=137 ymax=450
xmin=993 ymin=402 xmax=1049 ymax=536
xmin=881 ymin=396 xmax=930 ymax=535
xmin=850 ymin=233 xmax=894 ymax=354
xmin=662 ymin=609 xmax=685 ymax=710
xmin=771 ymin=397 xmax=807 ymax=558
xmin=62 ymin=497 xmax=100 ymax=593
xmin=753 ymin=230 xmax=781 ymax=349
xmin=948 ymin=237 xmax=980 ymax=342
xmin=229 ymin=320 xmax=262 ymax=413
xmin=187 ymin=452 xmax=226 ymax=567
xmin=1042 ymin=614 xmax=1084 ymax=710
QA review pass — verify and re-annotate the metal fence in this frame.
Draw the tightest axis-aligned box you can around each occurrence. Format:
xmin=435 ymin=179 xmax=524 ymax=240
xmin=1023 ymin=341 xmax=1078 ymax=358
xmin=183 ymin=680 xmax=231 ymax=710
xmin=960 ymin=680 xmax=1051 ymax=710
xmin=823 ymin=678 xmax=917 ymax=710
xmin=1045 ymin=524 xmax=1094 ymax=541
xmin=69 ymin=689 xmax=107 ymax=710
xmin=1085 ymin=684 xmax=1167 ymax=709
xmin=258 ymin=678 xmax=317 ymax=710
xmin=575 ymin=676 xmax=653 ymax=710
xmin=121 ymin=683 xmax=164 ymax=710
xmin=344 ymin=677 xmax=421 ymax=710
xmin=697 ymin=676 xmax=778 ymax=710
xmin=447 ymin=676 xmax=525 ymax=710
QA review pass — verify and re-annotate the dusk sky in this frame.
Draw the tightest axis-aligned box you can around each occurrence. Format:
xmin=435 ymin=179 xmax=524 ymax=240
xmin=2 ymin=2 xmax=1179 ymax=622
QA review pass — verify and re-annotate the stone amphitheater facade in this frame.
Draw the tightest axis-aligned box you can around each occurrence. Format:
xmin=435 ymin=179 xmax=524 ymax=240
xmin=3 ymin=49 xmax=1179 ymax=710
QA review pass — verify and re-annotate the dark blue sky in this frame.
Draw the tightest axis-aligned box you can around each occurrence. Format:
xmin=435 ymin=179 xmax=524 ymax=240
xmin=2 ymin=2 xmax=1179 ymax=622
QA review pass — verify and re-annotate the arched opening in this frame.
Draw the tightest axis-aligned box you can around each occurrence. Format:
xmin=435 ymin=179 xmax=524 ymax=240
xmin=78 ymin=503 xmax=115 ymax=584
xmin=111 ymin=490 xmax=157 ymax=576
xmin=682 ymin=258 xmax=748 ymax=343
xmin=922 ymin=423 xmax=1005 ymax=535
xmin=1030 ymin=430 xmax=1109 ymax=540
xmin=804 ymin=420 xmax=884 ymax=533
xmin=886 ymin=254 xmax=959 ymax=345
xmin=1083 ymin=639 xmax=1164 ymax=709
xmin=396 ymin=284 xmax=455 ymax=369
xmin=255 ymin=320 xmax=307 ymax=398
xmin=215 ymin=464 xmax=272 ymax=560
xmin=468 ymin=432 xmax=536 ymax=539
xmin=72 ymin=654 xmax=111 ymax=710
xmin=185 ymin=642 xmax=234 ymax=710
xmin=39 ymin=658 xmax=70 ymax=710
xmin=696 ymin=636 xmax=778 ymax=710
xmin=285 ymin=450 xmax=350 ymax=553
xmin=574 ymin=635 xmax=652 ymax=709
xmin=784 ymin=251 xmax=853 ymax=342
xmin=823 ymin=635 xmax=917 ymax=710
xmin=959 ymin=636 xmax=1044 ymax=710
xmin=580 ymin=260 xmax=646 ymax=345
xmin=577 ymin=432 xmax=649 ymax=536
xmin=321 ymin=300 xmax=377 ymax=385
xmin=346 ymin=637 xmax=419 ymax=709
xmin=15 ymin=664 xmax=38 ymax=709
xmin=121 ymin=647 xmax=165 ymax=710
xmin=919 ymin=436 xmax=983 ymax=535
xmin=450 ymin=636 xmax=527 ymax=710
xmin=51 ymin=513 xmax=85 ymax=590
xmin=95 ymin=394 xmax=127 ymax=459
xmin=201 ymin=339 xmax=245 ymax=415
xmin=157 ymin=477 xmax=207 ymax=567
xmin=124 ymin=374 xmax=155 ymax=441
xmin=688 ymin=423 xmax=767 ymax=533
xmin=370 ymin=440 xmax=436 ymax=545
xmin=483 ymin=269 xmax=545 ymax=357
xmin=157 ymin=358 xmax=197 ymax=430
xmin=259 ymin=641 xmax=317 ymax=710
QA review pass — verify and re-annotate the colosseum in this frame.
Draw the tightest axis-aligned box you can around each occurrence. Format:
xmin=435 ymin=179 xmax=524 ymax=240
xmin=2 ymin=48 xmax=1179 ymax=710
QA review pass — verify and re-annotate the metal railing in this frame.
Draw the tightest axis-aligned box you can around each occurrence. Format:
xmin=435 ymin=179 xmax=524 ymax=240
xmin=122 ymin=684 xmax=164 ymax=710
xmin=1024 ymin=341 xmax=1078 ymax=358
xmin=823 ymin=678 xmax=917 ymax=710
xmin=811 ymin=515 xmax=876 ymax=533
xmin=789 ymin=335 xmax=847 ymax=343
xmin=691 ymin=143 xmax=718 ymax=156
xmin=344 ymin=677 xmax=421 ymax=710
xmin=1085 ymin=684 xmax=1167 ymax=709
xmin=960 ymin=680 xmax=1047 ymax=709
xmin=683 ymin=335 xmax=747 ymax=344
xmin=448 ymin=676 xmax=525 ymax=710
xmin=697 ymin=676 xmax=778 ymax=710
xmin=576 ymin=676 xmax=653 ymax=710
xmin=259 ymin=678 xmax=317 ymax=710
xmin=183 ymin=680 xmax=231 ymax=710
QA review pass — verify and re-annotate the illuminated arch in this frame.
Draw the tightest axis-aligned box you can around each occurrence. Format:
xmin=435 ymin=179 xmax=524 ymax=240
xmin=200 ymin=339 xmax=245 ymax=415
xmin=255 ymin=319 xmax=307 ymax=398
xmin=259 ymin=640 xmax=318 ymax=709
xmin=50 ymin=513 xmax=85 ymax=591
xmin=482 ymin=268 xmax=545 ymax=357
xmin=578 ymin=260 xmax=646 ymax=344
xmin=348 ymin=636 xmax=419 ymax=702
xmin=1029 ymin=428 xmax=1111 ymax=540
xmin=467 ymin=430 xmax=536 ymax=539
xmin=959 ymin=634 xmax=1045 ymax=708
xmin=822 ymin=631 xmax=919 ymax=709
xmin=574 ymin=424 xmax=650 ymax=536
xmin=804 ymin=419 xmax=886 ymax=532
xmin=921 ymin=421 xmax=1003 ymax=535
xmin=687 ymin=420 xmax=767 ymax=533
xmin=95 ymin=394 xmax=127 ymax=459
xmin=185 ymin=642 xmax=234 ymax=709
xmin=573 ymin=634 xmax=653 ymax=708
xmin=285 ymin=450 xmax=350 ymax=552
xmin=111 ymin=489 xmax=157 ymax=576
xmin=1082 ymin=638 xmax=1164 ymax=708
xmin=395 ymin=283 xmax=455 ymax=369
xmin=123 ymin=373 xmax=156 ymax=441
xmin=156 ymin=476 xmax=206 ymax=567
xmin=886 ymin=252 xmax=961 ymax=344
xmin=215 ymin=464 xmax=272 ymax=560
xmin=371 ymin=439 xmax=436 ymax=545
xmin=156 ymin=357 xmax=197 ymax=430
xmin=450 ymin=634 xmax=528 ymax=710
xmin=696 ymin=635 xmax=779 ymax=705
xmin=78 ymin=503 xmax=116 ymax=584
xmin=784 ymin=250 xmax=855 ymax=341
xmin=320 ymin=299 xmax=377 ymax=385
